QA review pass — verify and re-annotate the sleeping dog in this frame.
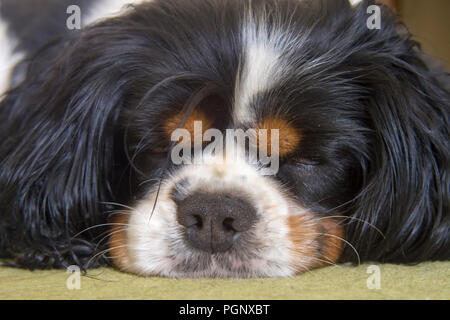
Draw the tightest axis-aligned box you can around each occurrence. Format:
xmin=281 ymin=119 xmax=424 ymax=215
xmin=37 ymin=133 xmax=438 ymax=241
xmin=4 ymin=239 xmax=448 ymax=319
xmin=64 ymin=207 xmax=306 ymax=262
xmin=0 ymin=0 xmax=448 ymax=277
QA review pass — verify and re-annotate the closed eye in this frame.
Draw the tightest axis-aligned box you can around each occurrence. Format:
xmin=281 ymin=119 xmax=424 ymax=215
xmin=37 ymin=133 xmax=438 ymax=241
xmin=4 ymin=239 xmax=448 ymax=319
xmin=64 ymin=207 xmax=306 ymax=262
xmin=292 ymin=159 xmax=321 ymax=173
xmin=296 ymin=159 xmax=320 ymax=167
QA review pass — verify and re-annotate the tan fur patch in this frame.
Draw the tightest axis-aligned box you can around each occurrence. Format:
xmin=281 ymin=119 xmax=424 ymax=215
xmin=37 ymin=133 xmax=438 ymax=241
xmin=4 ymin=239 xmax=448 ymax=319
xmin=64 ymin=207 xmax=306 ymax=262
xmin=288 ymin=215 xmax=344 ymax=273
xmin=287 ymin=215 xmax=318 ymax=273
xmin=315 ymin=217 xmax=345 ymax=267
xmin=108 ymin=214 xmax=131 ymax=271
xmin=258 ymin=118 xmax=301 ymax=157
xmin=164 ymin=110 xmax=214 ymax=142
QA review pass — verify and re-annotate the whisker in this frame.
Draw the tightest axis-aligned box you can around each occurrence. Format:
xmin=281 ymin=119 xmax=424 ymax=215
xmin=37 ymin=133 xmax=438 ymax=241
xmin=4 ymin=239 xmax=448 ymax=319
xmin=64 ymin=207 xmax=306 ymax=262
xmin=94 ymin=227 xmax=131 ymax=252
xmin=72 ymin=223 xmax=129 ymax=239
xmin=308 ymin=256 xmax=342 ymax=268
xmin=85 ymin=244 xmax=132 ymax=270
xmin=314 ymin=215 xmax=386 ymax=239
xmin=147 ymin=85 xmax=217 ymax=225
xmin=123 ymin=73 xmax=200 ymax=176
xmin=139 ymin=178 xmax=162 ymax=187
xmin=310 ymin=232 xmax=361 ymax=266
xmin=105 ymin=210 xmax=133 ymax=216
xmin=288 ymin=259 xmax=316 ymax=277
xmin=100 ymin=202 xmax=136 ymax=211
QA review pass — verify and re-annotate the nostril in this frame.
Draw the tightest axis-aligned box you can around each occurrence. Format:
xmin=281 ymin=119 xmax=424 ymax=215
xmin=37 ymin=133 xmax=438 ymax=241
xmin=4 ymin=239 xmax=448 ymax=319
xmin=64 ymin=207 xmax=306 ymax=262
xmin=222 ymin=217 xmax=236 ymax=232
xmin=176 ymin=192 xmax=258 ymax=253
xmin=193 ymin=214 xmax=203 ymax=228
xmin=180 ymin=214 xmax=203 ymax=228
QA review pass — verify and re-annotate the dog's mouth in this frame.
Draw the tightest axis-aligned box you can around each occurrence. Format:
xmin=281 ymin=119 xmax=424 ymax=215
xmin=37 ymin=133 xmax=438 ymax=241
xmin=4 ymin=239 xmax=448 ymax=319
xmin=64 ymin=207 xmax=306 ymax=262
xmin=108 ymin=211 xmax=344 ymax=278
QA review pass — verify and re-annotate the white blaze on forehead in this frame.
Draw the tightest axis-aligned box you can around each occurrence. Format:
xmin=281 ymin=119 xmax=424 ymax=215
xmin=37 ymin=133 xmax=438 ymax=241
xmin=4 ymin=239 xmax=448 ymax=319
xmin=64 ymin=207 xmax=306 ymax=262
xmin=234 ymin=0 xmax=362 ymax=123
xmin=234 ymin=14 xmax=283 ymax=123
xmin=0 ymin=16 xmax=24 ymax=99
xmin=234 ymin=7 xmax=304 ymax=124
xmin=84 ymin=0 xmax=147 ymax=26
xmin=234 ymin=38 xmax=282 ymax=123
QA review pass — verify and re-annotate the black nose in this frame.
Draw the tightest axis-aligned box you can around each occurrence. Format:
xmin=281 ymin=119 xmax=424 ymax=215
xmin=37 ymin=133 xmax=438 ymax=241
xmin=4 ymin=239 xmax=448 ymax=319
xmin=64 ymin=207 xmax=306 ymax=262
xmin=176 ymin=193 xmax=257 ymax=253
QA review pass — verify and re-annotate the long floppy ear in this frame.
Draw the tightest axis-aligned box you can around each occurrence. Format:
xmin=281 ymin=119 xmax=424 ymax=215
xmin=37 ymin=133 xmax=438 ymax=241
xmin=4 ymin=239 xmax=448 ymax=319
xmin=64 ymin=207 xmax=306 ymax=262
xmin=0 ymin=23 xmax=137 ymax=269
xmin=342 ymin=21 xmax=450 ymax=263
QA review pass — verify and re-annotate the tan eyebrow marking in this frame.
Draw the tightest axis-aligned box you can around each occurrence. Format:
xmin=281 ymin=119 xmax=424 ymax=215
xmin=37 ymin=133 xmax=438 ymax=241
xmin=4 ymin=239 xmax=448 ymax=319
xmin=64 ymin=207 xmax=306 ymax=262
xmin=257 ymin=117 xmax=302 ymax=157
xmin=164 ymin=109 xmax=214 ymax=142
xmin=316 ymin=218 xmax=345 ymax=267
xmin=109 ymin=214 xmax=131 ymax=271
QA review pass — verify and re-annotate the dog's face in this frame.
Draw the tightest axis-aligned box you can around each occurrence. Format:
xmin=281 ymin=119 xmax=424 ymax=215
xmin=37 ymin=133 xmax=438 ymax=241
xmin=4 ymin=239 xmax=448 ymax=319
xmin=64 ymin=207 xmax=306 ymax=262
xmin=1 ymin=0 xmax=448 ymax=277
xmin=112 ymin=103 xmax=352 ymax=277
xmin=104 ymin=0 xmax=377 ymax=277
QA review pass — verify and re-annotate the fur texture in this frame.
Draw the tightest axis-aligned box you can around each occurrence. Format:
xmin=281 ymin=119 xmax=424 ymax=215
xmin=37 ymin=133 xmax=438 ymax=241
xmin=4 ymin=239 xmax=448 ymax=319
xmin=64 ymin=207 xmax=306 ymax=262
xmin=0 ymin=0 xmax=448 ymax=276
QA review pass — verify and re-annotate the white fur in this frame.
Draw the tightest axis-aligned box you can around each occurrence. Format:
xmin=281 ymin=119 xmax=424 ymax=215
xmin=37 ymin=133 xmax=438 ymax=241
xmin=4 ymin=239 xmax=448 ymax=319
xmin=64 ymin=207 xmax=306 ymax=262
xmin=125 ymin=151 xmax=315 ymax=277
xmin=0 ymin=16 xmax=24 ymax=99
xmin=123 ymin=4 xmax=323 ymax=277
xmin=234 ymin=37 xmax=282 ymax=123
xmin=84 ymin=0 xmax=146 ymax=26
xmin=233 ymin=7 xmax=307 ymax=124
xmin=349 ymin=0 xmax=363 ymax=6
xmin=234 ymin=13 xmax=281 ymax=123
xmin=0 ymin=0 xmax=337 ymax=277
xmin=234 ymin=0 xmax=360 ymax=124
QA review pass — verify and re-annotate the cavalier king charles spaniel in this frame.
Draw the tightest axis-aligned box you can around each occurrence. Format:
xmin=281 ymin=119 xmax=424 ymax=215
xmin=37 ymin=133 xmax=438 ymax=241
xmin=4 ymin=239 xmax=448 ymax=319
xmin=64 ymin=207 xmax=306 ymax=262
xmin=0 ymin=0 xmax=448 ymax=278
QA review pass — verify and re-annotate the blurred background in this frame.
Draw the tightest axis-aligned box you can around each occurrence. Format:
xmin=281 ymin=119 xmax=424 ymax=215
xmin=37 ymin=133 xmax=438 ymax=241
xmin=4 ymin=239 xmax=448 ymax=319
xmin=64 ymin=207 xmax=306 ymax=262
xmin=384 ymin=0 xmax=450 ymax=70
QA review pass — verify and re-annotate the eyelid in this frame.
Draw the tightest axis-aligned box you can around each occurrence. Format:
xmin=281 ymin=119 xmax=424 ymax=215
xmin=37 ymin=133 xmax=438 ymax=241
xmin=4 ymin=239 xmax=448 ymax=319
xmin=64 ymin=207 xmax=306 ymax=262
xmin=295 ymin=158 xmax=321 ymax=166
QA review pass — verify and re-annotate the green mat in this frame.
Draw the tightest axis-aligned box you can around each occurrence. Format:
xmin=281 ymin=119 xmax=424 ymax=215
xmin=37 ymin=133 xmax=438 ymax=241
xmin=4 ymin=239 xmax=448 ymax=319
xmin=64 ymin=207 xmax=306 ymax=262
xmin=1 ymin=262 xmax=448 ymax=300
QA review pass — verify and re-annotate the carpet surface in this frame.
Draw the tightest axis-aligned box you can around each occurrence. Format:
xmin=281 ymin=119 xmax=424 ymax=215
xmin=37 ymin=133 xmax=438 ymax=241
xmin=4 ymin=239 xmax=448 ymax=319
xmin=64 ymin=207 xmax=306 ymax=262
xmin=1 ymin=262 xmax=448 ymax=300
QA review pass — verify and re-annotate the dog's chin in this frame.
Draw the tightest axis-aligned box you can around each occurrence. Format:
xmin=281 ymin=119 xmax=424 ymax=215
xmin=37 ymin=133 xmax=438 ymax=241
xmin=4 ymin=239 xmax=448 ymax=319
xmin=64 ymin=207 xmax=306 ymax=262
xmin=108 ymin=211 xmax=344 ymax=278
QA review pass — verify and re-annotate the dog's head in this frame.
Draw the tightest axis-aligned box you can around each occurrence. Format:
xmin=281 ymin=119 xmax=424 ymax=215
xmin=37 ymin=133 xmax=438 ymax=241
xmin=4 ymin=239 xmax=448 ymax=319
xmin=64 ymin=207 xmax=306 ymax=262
xmin=1 ymin=0 xmax=448 ymax=277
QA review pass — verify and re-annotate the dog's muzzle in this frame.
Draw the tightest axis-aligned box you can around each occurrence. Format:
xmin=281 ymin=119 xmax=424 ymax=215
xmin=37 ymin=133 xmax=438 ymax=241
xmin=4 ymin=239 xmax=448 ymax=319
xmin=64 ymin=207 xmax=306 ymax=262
xmin=176 ymin=192 xmax=258 ymax=253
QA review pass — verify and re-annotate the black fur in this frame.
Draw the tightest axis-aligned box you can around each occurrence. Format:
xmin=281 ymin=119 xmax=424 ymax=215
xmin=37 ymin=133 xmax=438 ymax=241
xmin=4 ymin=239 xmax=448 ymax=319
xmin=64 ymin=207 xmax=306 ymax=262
xmin=0 ymin=0 xmax=448 ymax=271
